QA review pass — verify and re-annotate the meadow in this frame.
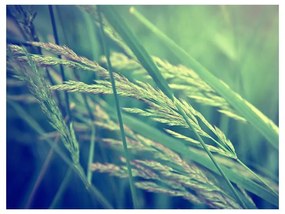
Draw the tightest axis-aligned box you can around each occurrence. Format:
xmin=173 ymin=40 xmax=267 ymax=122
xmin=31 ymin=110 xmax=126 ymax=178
xmin=6 ymin=5 xmax=278 ymax=209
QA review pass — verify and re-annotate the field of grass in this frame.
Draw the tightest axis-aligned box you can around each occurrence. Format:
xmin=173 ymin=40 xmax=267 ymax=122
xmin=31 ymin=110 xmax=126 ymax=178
xmin=6 ymin=5 xmax=278 ymax=209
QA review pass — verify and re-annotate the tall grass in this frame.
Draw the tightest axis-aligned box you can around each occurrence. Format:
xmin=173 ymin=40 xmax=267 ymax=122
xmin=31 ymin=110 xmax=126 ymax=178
xmin=7 ymin=5 xmax=278 ymax=209
xmin=97 ymin=7 xmax=139 ymax=208
xmin=128 ymin=7 xmax=278 ymax=149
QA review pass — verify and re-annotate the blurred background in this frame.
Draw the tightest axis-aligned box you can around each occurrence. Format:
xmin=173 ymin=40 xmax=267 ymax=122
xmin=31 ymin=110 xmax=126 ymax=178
xmin=7 ymin=5 xmax=278 ymax=208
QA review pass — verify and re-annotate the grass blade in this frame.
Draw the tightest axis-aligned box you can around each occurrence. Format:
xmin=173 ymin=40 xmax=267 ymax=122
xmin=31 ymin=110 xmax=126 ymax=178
xmin=100 ymin=7 xmax=174 ymax=100
xmin=50 ymin=167 xmax=72 ymax=208
xmin=24 ymin=143 xmax=56 ymax=208
xmin=87 ymin=123 xmax=96 ymax=183
xmin=236 ymin=159 xmax=278 ymax=198
xmin=97 ymin=6 xmax=139 ymax=208
xmin=174 ymin=100 xmax=246 ymax=208
xmin=100 ymin=99 xmax=277 ymax=207
xmin=101 ymin=6 xmax=247 ymax=208
xmin=129 ymin=7 xmax=278 ymax=149
xmin=123 ymin=109 xmax=278 ymax=206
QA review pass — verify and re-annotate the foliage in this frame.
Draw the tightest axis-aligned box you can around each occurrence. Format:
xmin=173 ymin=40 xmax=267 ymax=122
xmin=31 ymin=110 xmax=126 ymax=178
xmin=6 ymin=5 xmax=278 ymax=209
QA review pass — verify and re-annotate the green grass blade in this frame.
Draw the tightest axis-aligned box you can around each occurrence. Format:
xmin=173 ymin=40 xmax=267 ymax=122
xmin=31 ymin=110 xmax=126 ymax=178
xmin=124 ymin=110 xmax=278 ymax=206
xmin=236 ymin=159 xmax=278 ymax=198
xmin=175 ymin=100 xmax=246 ymax=208
xmin=101 ymin=6 xmax=247 ymax=208
xmin=25 ymin=144 xmax=56 ymax=208
xmin=50 ymin=167 xmax=72 ymax=208
xmin=100 ymin=7 xmax=174 ymax=100
xmin=97 ymin=6 xmax=139 ymax=209
xmin=87 ymin=124 xmax=96 ymax=183
xmin=101 ymin=99 xmax=277 ymax=207
xmin=82 ymin=96 xmax=97 ymax=184
xmin=129 ymin=7 xmax=278 ymax=149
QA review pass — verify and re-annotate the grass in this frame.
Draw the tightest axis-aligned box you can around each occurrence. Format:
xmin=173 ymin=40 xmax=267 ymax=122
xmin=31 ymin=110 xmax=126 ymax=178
xmin=97 ymin=6 xmax=139 ymax=208
xmin=8 ymin=40 xmax=278 ymax=206
xmin=99 ymin=6 xmax=247 ymax=207
xmin=8 ymin=101 xmax=112 ymax=208
xmin=6 ymin=5 xmax=278 ymax=209
xmin=48 ymin=5 xmax=72 ymax=123
xmin=128 ymin=7 xmax=278 ymax=150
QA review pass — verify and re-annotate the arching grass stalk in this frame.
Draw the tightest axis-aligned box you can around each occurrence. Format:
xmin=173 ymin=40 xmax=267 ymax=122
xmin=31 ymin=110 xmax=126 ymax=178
xmin=127 ymin=6 xmax=279 ymax=199
xmin=8 ymin=46 xmax=112 ymax=208
xmin=7 ymin=6 xmax=62 ymax=108
xmin=11 ymin=41 xmax=277 ymax=205
xmin=97 ymin=6 xmax=139 ymax=209
xmin=174 ymin=100 xmax=247 ymax=208
xmin=129 ymin=7 xmax=278 ymax=150
xmin=100 ymin=6 xmax=246 ymax=208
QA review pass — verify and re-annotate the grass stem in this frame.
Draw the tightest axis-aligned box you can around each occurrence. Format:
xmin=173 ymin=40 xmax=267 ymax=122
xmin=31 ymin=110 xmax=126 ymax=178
xmin=48 ymin=5 xmax=72 ymax=123
xmin=174 ymin=100 xmax=247 ymax=208
xmin=49 ymin=167 xmax=72 ymax=208
xmin=87 ymin=124 xmax=96 ymax=183
xmin=101 ymin=6 xmax=246 ymax=208
xmin=98 ymin=6 xmax=139 ymax=209
xmin=25 ymin=143 xmax=56 ymax=208
xmin=129 ymin=6 xmax=278 ymax=150
xmin=237 ymin=158 xmax=278 ymax=198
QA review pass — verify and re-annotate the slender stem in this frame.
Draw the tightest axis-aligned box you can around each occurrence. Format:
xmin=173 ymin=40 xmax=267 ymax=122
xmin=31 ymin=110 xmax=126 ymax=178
xmin=129 ymin=6 xmax=278 ymax=150
xmin=25 ymin=143 xmax=56 ymax=208
xmin=50 ymin=167 xmax=72 ymax=208
xmin=101 ymin=6 xmax=245 ymax=208
xmin=174 ymin=99 xmax=247 ymax=208
xmin=74 ymin=163 xmax=113 ymax=208
xmin=48 ymin=5 xmax=72 ymax=123
xmin=237 ymin=158 xmax=278 ymax=197
xmin=87 ymin=123 xmax=96 ymax=183
xmin=79 ymin=93 xmax=96 ymax=182
xmin=97 ymin=6 xmax=139 ymax=209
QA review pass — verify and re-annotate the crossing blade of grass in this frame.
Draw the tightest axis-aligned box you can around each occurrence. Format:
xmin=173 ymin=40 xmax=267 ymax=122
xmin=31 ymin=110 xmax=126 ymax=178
xmin=174 ymin=100 xmax=246 ymax=208
xmin=50 ymin=167 xmax=72 ymax=208
xmin=129 ymin=7 xmax=278 ymax=150
xmin=100 ymin=99 xmax=277 ymax=207
xmin=122 ymin=109 xmax=277 ymax=207
xmin=25 ymin=142 xmax=57 ymax=208
xmin=97 ymin=6 xmax=139 ymax=209
xmin=101 ymin=6 xmax=247 ymax=208
xmin=100 ymin=7 xmax=174 ymax=101
xmin=9 ymin=101 xmax=113 ymax=209
xmin=236 ymin=159 xmax=278 ymax=198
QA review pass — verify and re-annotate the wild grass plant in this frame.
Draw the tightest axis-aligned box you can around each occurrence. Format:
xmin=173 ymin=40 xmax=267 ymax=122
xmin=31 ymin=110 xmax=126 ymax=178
xmin=6 ymin=5 xmax=278 ymax=209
